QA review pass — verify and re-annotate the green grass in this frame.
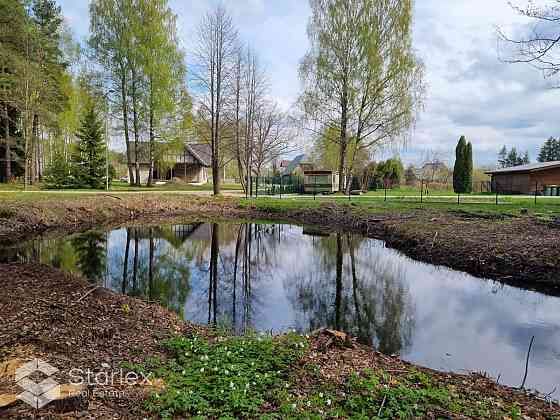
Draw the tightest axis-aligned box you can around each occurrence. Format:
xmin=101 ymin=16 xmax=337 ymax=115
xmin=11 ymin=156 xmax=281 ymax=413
xmin=125 ymin=332 xmax=308 ymax=419
xmin=242 ymin=195 xmax=560 ymax=218
xmin=0 ymin=180 xmax=243 ymax=193
xmin=125 ymin=333 xmax=526 ymax=419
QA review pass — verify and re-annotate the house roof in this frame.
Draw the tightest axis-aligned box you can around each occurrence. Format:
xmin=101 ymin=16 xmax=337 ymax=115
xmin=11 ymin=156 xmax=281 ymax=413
xmin=282 ymin=154 xmax=311 ymax=175
xmin=186 ymin=143 xmax=212 ymax=167
xmin=485 ymin=161 xmax=560 ymax=175
xmin=279 ymin=160 xmax=290 ymax=168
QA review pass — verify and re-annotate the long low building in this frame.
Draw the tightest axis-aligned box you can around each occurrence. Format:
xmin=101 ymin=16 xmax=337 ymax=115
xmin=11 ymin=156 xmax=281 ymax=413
xmin=485 ymin=161 xmax=560 ymax=194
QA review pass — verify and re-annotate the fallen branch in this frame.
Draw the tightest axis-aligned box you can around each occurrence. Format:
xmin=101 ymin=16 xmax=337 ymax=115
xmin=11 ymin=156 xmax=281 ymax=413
xmin=520 ymin=335 xmax=535 ymax=389
xmin=74 ymin=286 xmax=102 ymax=304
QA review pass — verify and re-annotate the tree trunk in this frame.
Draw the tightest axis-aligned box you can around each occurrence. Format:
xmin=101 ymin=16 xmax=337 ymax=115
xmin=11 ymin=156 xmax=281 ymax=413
xmin=131 ymin=71 xmax=141 ymax=187
xmin=120 ymin=71 xmax=135 ymax=185
xmin=31 ymin=114 xmax=39 ymax=184
xmin=147 ymin=78 xmax=154 ymax=187
xmin=3 ymin=104 xmax=11 ymax=181
xmin=338 ymin=86 xmax=348 ymax=192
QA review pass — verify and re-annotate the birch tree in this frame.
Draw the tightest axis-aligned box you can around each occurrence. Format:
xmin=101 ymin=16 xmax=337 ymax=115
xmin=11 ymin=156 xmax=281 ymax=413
xmin=192 ymin=6 xmax=238 ymax=195
xmin=300 ymin=0 xmax=424 ymax=192
xmin=89 ymin=0 xmax=136 ymax=184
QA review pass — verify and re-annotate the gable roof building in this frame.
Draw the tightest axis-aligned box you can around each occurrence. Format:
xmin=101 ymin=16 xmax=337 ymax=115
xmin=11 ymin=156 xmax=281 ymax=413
xmin=485 ymin=161 xmax=560 ymax=194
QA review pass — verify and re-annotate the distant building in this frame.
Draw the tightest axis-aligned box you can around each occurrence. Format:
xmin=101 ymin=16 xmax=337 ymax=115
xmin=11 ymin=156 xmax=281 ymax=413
xmin=130 ymin=142 xmax=211 ymax=184
xmin=303 ymin=170 xmax=340 ymax=194
xmin=485 ymin=161 xmax=560 ymax=194
xmin=281 ymin=154 xmax=314 ymax=176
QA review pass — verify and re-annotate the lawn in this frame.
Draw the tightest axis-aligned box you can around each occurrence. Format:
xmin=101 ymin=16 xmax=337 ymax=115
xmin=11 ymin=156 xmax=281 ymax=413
xmin=241 ymin=195 xmax=560 ymax=218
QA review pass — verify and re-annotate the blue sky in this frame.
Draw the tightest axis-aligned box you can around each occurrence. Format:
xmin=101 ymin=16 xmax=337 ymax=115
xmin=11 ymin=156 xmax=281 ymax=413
xmin=57 ymin=0 xmax=559 ymax=168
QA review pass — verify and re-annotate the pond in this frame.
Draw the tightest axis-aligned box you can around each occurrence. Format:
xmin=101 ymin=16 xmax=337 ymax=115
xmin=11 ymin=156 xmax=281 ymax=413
xmin=2 ymin=221 xmax=559 ymax=398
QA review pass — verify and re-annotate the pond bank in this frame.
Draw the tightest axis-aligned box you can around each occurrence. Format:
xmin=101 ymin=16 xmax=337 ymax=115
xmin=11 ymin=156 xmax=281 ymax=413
xmin=0 ymin=263 xmax=558 ymax=419
xmin=1 ymin=194 xmax=559 ymax=292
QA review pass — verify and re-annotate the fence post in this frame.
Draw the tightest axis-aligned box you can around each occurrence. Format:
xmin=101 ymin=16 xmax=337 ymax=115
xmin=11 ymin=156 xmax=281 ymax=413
xmin=384 ymin=184 xmax=387 ymax=202
xmin=256 ymin=176 xmax=259 ymax=198
xmin=457 ymin=193 xmax=460 ymax=205
xmin=280 ymin=176 xmax=283 ymax=199
xmin=420 ymin=180 xmax=423 ymax=204
xmin=496 ymin=185 xmax=499 ymax=206
xmin=535 ymin=181 xmax=538 ymax=206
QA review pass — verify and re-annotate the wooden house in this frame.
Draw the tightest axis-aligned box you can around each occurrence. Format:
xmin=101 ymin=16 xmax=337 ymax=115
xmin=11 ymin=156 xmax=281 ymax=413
xmin=485 ymin=161 xmax=560 ymax=194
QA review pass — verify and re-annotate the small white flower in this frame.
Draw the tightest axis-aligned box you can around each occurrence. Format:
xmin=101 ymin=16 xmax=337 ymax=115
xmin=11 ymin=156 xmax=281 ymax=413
xmin=200 ymin=367 xmax=205 ymax=373
xmin=230 ymin=381 xmax=235 ymax=389
xmin=182 ymin=370 xmax=186 ymax=375
xmin=225 ymin=369 xmax=229 ymax=375
xmin=291 ymin=403 xmax=296 ymax=410
xmin=326 ymin=399 xmax=332 ymax=406
xmin=319 ymin=392 xmax=323 ymax=398
xmin=306 ymin=401 xmax=311 ymax=407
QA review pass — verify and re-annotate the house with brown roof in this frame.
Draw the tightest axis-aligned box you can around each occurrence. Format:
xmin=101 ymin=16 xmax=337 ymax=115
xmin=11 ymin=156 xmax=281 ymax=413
xmin=485 ymin=161 xmax=560 ymax=194
xmin=130 ymin=142 xmax=212 ymax=184
xmin=163 ymin=143 xmax=212 ymax=184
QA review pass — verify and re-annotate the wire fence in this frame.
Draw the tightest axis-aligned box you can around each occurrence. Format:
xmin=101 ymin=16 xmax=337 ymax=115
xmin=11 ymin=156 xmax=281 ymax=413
xmin=244 ymin=175 xmax=560 ymax=207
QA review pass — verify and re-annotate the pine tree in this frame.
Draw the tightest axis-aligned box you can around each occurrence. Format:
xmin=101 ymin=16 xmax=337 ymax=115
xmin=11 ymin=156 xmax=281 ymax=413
xmin=43 ymin=152 xmax=72 ymax=189
xmin=465 ymin=141 xmax=473 ymax=193
xmin=538 ymin=137 xmax=554 ymax=162
xmin=553 ymin=138 xmax=560 ymax=161
xmin=453 ymin=136 xmax=468 ymax=193
xmin=73 ymin=101 xmax=106 ymax=189
xmin=521 ymin=151 xmax=530 ymax=165
xmin=498 ymin=146 xmax=508 ymax=168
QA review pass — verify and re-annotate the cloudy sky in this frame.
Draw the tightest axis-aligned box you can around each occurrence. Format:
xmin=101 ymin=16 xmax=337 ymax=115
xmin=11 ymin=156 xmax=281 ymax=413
xmin=57 ymin=0 xmax=558 ymax=168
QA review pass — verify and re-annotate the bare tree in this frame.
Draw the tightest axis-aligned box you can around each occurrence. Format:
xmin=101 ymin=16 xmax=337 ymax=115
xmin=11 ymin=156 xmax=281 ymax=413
xmin=192 ymin=6 xmax=238 ymax=195
xmin=498 ymin=2 xmax=560 ymax=86
xmin=251 ymin=101 xmax=292 ymax=177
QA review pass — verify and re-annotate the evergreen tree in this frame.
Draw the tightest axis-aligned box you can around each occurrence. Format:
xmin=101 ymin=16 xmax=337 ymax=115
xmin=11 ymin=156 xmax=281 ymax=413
xmin=43 ymin=152 xmax=72 ymax=189
xmin=453 ymin=136 xmax=468 ymax=193
xmin=521 ymin=150 xmax=530 ymax=165
xmin=73 ymin=101 xmax=107 ymax=189
xmin=538 ymin=137 xmax=559 ymax=162
xmin=465 ymin=141 xmax=473 ymax=193
xmin=498 ymin=145 xmax=508 ymax=168
xmin=553 ymin=138 xmax=560 ymax=161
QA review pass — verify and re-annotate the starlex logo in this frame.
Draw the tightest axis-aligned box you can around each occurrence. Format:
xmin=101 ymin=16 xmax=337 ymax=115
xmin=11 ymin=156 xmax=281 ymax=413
xmin=15 ymin=359 xmax=59 ymax=409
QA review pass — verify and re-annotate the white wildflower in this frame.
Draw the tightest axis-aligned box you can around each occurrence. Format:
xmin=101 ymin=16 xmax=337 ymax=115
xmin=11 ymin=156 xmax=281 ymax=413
xmin=326 ymin=399 xmax=332 ymax=406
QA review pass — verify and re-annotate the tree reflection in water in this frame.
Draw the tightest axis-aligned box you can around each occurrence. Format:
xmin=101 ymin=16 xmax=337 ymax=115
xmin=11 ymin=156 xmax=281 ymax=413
xmin=284 ymin=232 xmax=415 ymax=354
xmin=7 ymin=223 xmax=414 ymax=353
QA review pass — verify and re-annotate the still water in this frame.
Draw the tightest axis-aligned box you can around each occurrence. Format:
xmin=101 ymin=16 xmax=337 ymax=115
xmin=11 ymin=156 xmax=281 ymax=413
xmin=2 ymin=222 xmax=559 ymax=397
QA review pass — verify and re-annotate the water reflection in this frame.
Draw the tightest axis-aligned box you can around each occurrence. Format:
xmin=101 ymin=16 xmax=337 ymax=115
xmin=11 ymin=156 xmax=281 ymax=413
xmin=2 ymin=222 xmax=559 ymax=397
